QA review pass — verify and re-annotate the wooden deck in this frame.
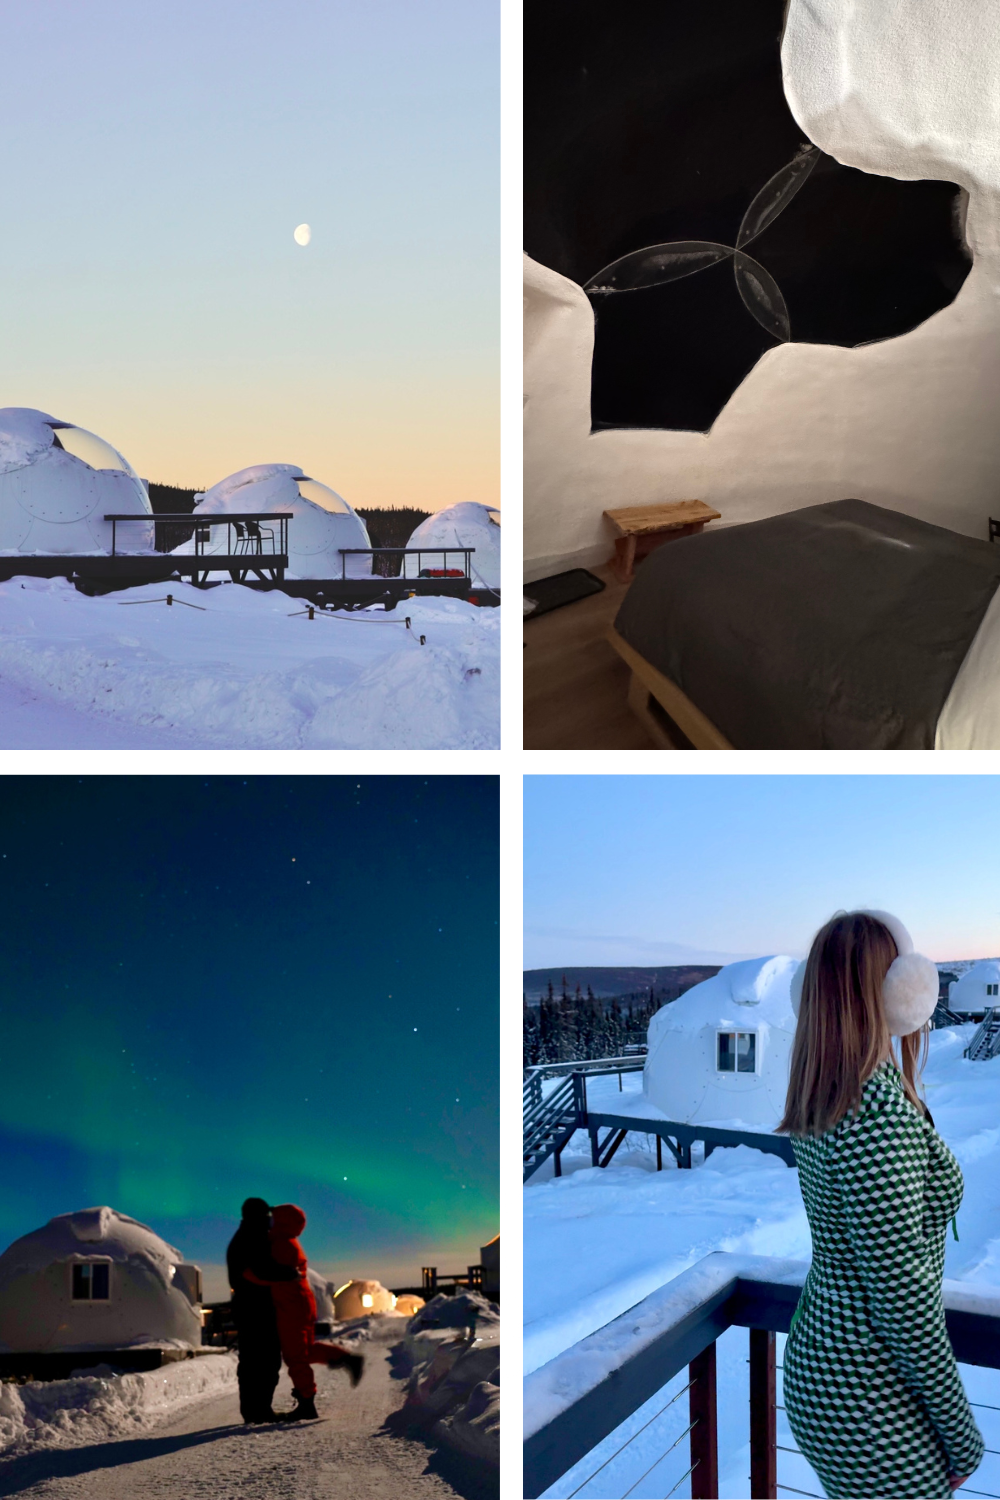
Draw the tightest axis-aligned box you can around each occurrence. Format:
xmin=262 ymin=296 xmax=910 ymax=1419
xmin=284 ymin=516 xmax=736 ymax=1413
xmin=524 ymin=562 xmax=687 ymax=749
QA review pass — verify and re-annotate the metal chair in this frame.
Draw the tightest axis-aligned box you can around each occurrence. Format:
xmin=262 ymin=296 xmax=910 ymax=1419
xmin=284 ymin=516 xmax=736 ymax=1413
xmin=245 ymin=519 xmax=274 ymax=553
xmin=232 ymin=521 xmax=249 ymax=555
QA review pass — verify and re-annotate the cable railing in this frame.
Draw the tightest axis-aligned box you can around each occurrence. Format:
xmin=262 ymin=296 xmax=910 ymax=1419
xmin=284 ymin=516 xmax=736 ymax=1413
xmin=338 ymin=546 xmax=474 ymax=581
xmin=523 ymin=1252 xmax=1000 ymax=1500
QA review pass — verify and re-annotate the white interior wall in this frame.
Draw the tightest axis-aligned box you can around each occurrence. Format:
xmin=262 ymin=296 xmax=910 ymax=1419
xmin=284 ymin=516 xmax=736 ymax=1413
xmin=524 ymin=1 xmax=1000 ymax=582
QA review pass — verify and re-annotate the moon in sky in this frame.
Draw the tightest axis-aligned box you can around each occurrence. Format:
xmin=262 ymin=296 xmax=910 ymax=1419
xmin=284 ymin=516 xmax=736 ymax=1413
xmin=293 ymin=223 xmax=311 ymax=247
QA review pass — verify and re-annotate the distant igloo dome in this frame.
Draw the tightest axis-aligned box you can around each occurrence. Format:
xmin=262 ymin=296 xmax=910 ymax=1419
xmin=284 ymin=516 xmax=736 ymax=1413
xmin=0 ymin=408 xmax=152 ymax=556
xmin=332 ymin=1278 xmax=395 ymax=1319
xmin=307 ymin=1267 xmax=335 ymax=1322
xmin=643 ymin=956 xmax=799 ymax=1127
xmin=0 ymin=1206 xmax=202 ymax=1354
xmin=401 ymin=502 xmax=500 ymax=588
xmin=174 ymin=464 xmax=372 ymax=578
xmin=951 ymin=960 xmax=1000 ymax=1014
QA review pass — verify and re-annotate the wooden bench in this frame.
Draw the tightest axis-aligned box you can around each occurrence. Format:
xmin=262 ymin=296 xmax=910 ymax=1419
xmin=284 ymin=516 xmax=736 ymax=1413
xmin=603 ymin=499 xmax=721 ymax=584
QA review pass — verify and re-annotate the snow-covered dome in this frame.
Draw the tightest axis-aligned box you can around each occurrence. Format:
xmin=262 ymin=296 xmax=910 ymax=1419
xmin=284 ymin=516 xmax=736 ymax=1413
xmin=0 ymin=408 xmax=152 ymax=556
xmin=307 ymin=1267 xmax=335 ymax=1322
xmin=951 ymin=960 xmax=1000 ymax=1013
xmin=0 ymin=1207 xmax=202 ymax=1354
xmin=643 ymin=956 xmax=799 ymax=1127
xmin=174 ymin=464 xmax=372 ymax=579
xmin=401 ymin=502 xmax=500 ymax=588
xmin=332 ymin=1278 xmax=396 ymax=1319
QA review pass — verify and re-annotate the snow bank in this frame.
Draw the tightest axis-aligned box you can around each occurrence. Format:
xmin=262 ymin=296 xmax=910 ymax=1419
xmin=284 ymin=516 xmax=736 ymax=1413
xmin=0 ymin=577 xmax=499 ymax=749
xmin=0 ymin=1353 xmax=236 ymax=1456
xmin=404 ymin=1320 xmax=500 ymax=1468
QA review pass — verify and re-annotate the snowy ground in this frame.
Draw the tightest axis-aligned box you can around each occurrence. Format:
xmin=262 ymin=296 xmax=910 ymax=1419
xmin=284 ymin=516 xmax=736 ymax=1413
xmin=524 ymin=1029 xmax=1000 ymax=1499
xmin=0 ymin=1354 xmax=236 ymax=1458
xmin=0 ymin=577 xmax=499 ymax=749
xmin=0 ymin=1321 xmax=494 ymax=1499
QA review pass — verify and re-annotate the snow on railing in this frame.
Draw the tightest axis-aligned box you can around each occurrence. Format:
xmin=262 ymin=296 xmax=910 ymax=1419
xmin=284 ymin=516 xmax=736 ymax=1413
xmin=523 ymin=1252 xmax=1000 ymax=1500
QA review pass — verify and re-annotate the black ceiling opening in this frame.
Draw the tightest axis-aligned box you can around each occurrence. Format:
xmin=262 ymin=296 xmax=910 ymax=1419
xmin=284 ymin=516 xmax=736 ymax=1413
xmin=524 ymin=0 xmax=972 ymax=433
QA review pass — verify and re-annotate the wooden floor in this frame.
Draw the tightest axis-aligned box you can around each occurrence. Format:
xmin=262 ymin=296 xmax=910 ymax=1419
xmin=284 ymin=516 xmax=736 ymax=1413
xmin=523 ymin=562 xmax=664 ymax=749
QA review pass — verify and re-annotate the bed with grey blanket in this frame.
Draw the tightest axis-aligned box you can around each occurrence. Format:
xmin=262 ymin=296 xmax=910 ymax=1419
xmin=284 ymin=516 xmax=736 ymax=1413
xmin=612 ymin=499 xmax=1000 ymax=749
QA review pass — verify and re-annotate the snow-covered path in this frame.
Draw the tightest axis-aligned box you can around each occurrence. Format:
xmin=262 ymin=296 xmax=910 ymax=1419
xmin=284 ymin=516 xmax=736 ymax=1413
xmin=0 ymin=1327 xmax=492 ymax=1500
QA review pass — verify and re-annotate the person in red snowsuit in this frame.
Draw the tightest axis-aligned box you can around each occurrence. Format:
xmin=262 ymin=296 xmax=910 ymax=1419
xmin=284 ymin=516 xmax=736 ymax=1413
xmin=243 ymin=1203 xmax=363 ymax=1420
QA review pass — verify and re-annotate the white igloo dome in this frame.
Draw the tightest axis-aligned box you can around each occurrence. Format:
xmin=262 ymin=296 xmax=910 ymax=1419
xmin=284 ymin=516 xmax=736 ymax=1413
xmin=401 ymin=502 xmax=500 ymax=588
xmin=643 ymin=956 xmax=799 ymax=1128
xmin=332 ymin=1278 xmax=396 ymax=1319
xmin=951 ymin=960 xmax=1000 ymax=1014
xmin=0 ymin=1206 xmax=202 ymax=1354
xmin=174 ymin=464 xmax=372 ymax=578
xmin=0 ymin=408 xmax=152 ymax=556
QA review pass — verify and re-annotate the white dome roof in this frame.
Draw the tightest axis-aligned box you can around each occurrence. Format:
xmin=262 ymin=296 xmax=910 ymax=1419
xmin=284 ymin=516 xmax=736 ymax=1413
xmin=648 ymin=955 xmax=799 ymax=1041
xmin=175 ymin=464 xmax=372 ymax=579
xmin=0 ymin=1208 xmax=182 ymax=1296
xmin=952 ymin=960 xmax=1000 ymax=1010
xmin=402 ymin=502 xmax=500 ymax=588
xmin=0 ymin=408 xmax=152 ymax=556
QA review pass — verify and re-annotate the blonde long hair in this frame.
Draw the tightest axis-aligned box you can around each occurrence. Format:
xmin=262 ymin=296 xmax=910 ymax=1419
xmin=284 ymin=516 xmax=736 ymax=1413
xmin=777 ymin=911 xmax=928 ymax=1137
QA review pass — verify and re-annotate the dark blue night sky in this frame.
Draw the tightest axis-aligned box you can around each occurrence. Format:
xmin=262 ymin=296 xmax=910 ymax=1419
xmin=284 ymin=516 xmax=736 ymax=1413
xmin=0 ymin=777 xmax=498 ymax=1288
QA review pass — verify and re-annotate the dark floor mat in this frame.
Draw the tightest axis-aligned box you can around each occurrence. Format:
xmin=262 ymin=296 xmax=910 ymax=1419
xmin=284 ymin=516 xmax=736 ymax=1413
xmin=524 ymin=569 xmax=605 ymax=619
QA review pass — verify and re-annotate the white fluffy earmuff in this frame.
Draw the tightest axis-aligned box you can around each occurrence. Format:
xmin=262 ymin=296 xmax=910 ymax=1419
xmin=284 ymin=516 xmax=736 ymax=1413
xmin=789 ymin=910 xmax=939 ymax=1036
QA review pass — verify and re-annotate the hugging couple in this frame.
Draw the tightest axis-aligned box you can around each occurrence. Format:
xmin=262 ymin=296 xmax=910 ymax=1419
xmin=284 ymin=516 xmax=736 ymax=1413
xmin=226 ymin=1197 xmax=365 ymax=1423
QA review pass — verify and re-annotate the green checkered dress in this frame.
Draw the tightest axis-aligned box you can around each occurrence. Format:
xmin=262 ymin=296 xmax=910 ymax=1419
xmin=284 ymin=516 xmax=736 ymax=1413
xmin=784 ymin=1062 xmax=983 ymax=1499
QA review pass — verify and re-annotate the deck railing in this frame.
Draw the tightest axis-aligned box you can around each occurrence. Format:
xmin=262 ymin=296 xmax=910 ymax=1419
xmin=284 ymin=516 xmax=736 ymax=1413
xmin=523 ymin=1070 xmax=795 ymax=1181
xmin=523 ymin=1251 xmax=1000 ymax=1500
xmin=338 ymin=546 xmax=474 ymax=581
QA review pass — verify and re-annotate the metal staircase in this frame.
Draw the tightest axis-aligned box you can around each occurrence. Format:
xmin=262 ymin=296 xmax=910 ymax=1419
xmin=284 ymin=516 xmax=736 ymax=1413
xmin=964 ymin=1007 xmax=1000 ymax=1060
xmin=523 ymin=1071 xmax=586 ymax=1182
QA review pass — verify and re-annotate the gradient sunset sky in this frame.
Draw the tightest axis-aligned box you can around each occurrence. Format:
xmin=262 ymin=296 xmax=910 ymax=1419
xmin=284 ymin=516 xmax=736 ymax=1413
xmin=0 ymin=1 xmax=496 ymax=512
xmin=525 ymin=776 xmax=1000 ymax=969
xmin=0 ymin=776 xmax=498 ymax=1299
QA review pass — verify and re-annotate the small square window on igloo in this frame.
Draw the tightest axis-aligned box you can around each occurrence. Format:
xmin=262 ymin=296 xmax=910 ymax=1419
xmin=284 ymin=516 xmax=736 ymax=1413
xmin=717 ymin=1031 xmax=756 ymax=1073
xmin=72 ymin=1262 xmax=110 ymax=1300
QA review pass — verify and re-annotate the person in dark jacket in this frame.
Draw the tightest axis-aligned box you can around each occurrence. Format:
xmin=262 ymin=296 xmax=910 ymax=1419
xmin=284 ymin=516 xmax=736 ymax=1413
xmin=226 ymin=1197 xmax=298 ymax=1423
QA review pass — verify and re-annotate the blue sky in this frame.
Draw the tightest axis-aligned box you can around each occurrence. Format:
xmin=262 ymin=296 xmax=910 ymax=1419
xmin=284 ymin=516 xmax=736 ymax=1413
xmin=0 ymin=1 xmax=496 ymax=510
xmin=524 ymin=776 xmax=1000 ymax=967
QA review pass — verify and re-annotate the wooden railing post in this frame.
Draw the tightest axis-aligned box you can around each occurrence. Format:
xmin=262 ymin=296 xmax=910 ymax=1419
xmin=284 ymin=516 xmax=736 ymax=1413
xmin=749 ymin=1327 xmax=777 ymax=1499
xmin=689 ymin=1342 xmax=719 ymax=1499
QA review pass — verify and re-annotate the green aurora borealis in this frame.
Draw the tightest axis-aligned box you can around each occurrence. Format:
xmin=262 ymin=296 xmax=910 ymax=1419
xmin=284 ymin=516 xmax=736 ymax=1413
xmin=0 ymin=777 xmax=498 ymax=1285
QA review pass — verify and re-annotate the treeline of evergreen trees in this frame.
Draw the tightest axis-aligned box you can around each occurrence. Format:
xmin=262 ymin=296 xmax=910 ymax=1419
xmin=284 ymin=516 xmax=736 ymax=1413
xmin=523 ymin=981 xmax=673 ymax=1065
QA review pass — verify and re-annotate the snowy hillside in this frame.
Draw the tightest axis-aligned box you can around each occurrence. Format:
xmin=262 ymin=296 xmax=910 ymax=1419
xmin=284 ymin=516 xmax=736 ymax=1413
xmin=0 ymin=577 xmax=498 ymax=749
xmin=525 ymin=1028 xmax=1000 ymax=1499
